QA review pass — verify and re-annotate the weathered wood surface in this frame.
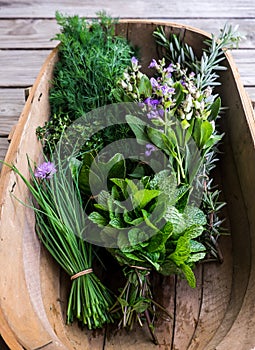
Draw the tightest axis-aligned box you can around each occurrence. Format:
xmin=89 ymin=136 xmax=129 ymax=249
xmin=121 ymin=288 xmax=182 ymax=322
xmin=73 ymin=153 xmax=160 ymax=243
xmin=0 ymin=19 xmax=254 ymax=350
xmin=0 ymin=49 xmax=253 ymax=88
xmin=0 ymin=18 xmax=254 ymax=49
xmin=0 ymin=0 xmax=255 ymax=18
xmin=0 ymin=1 xmax=255 ymax=349
xmin=0 ymin=1 xmax=254 ymax=163
xmin=0 ymin=50 xmax=51 ymax=87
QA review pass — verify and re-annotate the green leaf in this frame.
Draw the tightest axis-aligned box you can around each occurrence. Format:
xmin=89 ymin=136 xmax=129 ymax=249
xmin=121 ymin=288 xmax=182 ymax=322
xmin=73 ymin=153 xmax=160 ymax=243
xmin=208 ymin=97 xmax=221 ymax=121
xmin=117 ymin=297 xmax=129 ymax=308
xmin=200 ymin=120 xmax=213 ymax=147
xmin=141 ymin=252 xmax=161 ymax=270
xmin=96 ymin=153 xmax=125 ymax=182
xmin=162 ymin=221 xmax=173 ymax=236
xmin=133 ymin=189 xmax=160 ymax=208
xmin=173 ymin=81 xmax=185 ymax=106
xmin=160 ymin=259 xmax=179 ymax=276
xmin=164 ymin=206 xmax=186 ymax=237
xmin=193 ymin=119 xmax=213 ymax=148
xmin=141 ymin=209 xmax=160 ymax=231
xmin=190 ymin=240 xmax=206 ymax=253
xmin=88 ymin=211 xmax=108 ymax=226
xmin=69 ymin=157 xmax=82 ymax=179
xmin=123 ymin=252 xmax=144 ymax=262
xmin=132 ymin=299 xmax=150 ymax=313
xmin=183 ymin=206 xmax=207 ymax=226
xmin=78 ymin=151 xmax=97 ymax=195
xmin=147 ymin=232 xmax=165 ymax=253
xmin=128 ymin=228 xmax=148 ymax=246
xmin=187 ymin=252 xmax=206 ymax=263
xmin=169 ymin=235 xmax=190 ymax=266
xmin=180 ymin=263 xmax=196 ymax=288
xmin=126 ymin=115 xmax=149 ymax=144
xmin=138 ymin=75 xmax=152 ymax=96
xmin=125 ymin=178 xmax=139 ymax=195
xmin=97 ymin=190 xmax=111 ymax=209
xmin=109 ymin=217 xmax=125 ymax=229
xmin=203 ymin=134 xmax=222 ymax=150
xmin=117 ymin=231 xmax=130 ymax=251
xmin=123 ymin=211 xmax=144 ymax=225
xmin=111 ymin=178 xmax=128 ymax=197
xmin=183 ymin=225 xmax=204 ymax=239
xmin=108 ymin=158 xmax=126 ymax=181
xmin=147 ymin=127 xmax=166 ymax=150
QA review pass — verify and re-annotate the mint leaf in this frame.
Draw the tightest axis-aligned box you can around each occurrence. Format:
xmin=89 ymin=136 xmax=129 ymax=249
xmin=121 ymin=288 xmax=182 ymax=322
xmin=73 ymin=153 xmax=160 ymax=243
xmin=133 ymin=189 xmax=160 ymax=208
xmin=180 ymin=263 xmax=196 ymax=288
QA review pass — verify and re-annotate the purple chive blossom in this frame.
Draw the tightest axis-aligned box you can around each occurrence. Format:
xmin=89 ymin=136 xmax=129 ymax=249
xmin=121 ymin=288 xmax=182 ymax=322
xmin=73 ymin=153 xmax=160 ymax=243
xmin=189 ymin=71 xmax=195 ymax=78
xmin=145 ymin=144 xmax=156 ymax=157
xmin=34 ymin=161 xmax=56 ymax=179
xmin=131 ymin=56 xmax=138 ymax=66
xmin=148 ymin=59 xmax=158 ymax=69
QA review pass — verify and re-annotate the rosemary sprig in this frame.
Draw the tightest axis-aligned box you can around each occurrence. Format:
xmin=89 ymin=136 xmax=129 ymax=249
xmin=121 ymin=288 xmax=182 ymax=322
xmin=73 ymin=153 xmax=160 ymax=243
xmin=153 ymin=24 xmax=242 ymax=89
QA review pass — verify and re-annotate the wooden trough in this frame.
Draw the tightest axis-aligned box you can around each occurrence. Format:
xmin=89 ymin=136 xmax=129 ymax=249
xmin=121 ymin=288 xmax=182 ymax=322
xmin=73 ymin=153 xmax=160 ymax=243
xmin=0 ymin=20 xmax=255 ymax=350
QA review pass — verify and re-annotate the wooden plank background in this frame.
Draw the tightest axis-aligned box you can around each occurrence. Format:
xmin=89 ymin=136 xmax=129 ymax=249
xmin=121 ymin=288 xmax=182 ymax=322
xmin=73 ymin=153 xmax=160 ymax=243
xmin=0 ymin=1 xmax=254 ymax=349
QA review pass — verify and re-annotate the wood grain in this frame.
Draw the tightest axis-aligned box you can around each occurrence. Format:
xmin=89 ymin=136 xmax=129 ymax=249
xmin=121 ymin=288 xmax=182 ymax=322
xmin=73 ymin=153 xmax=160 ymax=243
xmin=0 ymin=50 xmax=51 ymax=87
xmin=0 ymin=4 xmax=254 ymax=349
xmin=0 ymin=89 xmax=25 ymax=136
xmin=0 ymin=138 xmax=10 ymax=168
xmin=0 ymin=0 xmax=255 ymax=18
xmin=0 ymin=19 xmax=59 ymax=49
xmin=0 ymin=51 xmax=253 ymax=90
xmin=0 ymin=19 xmax=254 ymax=49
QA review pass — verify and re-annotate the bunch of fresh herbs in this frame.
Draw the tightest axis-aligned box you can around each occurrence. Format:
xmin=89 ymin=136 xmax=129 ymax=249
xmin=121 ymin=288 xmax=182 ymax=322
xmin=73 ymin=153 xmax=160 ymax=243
xmin=77 ymin=24 xmax=240 ymax=337
xmin=36 ymin=11 xmax=134 ymax=152
xmin=6 ymin=150 xmax=115 ymax=329
xmin=9 ymin=14 xmax=242 ymax=343
xmin=86 ymin=169 xmax=207 ymax=344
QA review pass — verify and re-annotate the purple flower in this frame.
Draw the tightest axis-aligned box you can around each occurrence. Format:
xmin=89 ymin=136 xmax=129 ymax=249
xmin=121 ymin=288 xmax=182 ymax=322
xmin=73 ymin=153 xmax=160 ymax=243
xmin=131 ymin=56 xmax=138 ymax=66
xmin=147 ymin=110 xmax=158 ymax=119
xmin=180 ymin=79 xmax=186 ymax=86
xmin=148 ymin=59 xmax=158 ymax=69
xmin=145 ymin=144 xmax=156 ymax=157
xmin=147 ymin=108 xmax=164 ymax=120
xmin=158 ymin=108 xmax=165 ymax=117
xmin=166 ymin=63 xmax=174 ymax=72
xmin=144 ymin=97 xmax=160 ymax=107
xmin=34 ymin=161 xmax=56 ymax=179
xmin=160 ymin=85 xmax=175 ymax=96
xmin=150 ymin=77 xmax=159 ymax=89
xmin=164 ymin=64 xmax=174 ymax=77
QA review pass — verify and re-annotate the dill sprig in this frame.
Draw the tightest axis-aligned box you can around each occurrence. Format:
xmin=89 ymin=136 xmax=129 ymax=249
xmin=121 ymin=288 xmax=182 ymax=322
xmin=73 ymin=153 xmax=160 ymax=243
xmin=37 ymin=11 xmax=134 ymax=152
